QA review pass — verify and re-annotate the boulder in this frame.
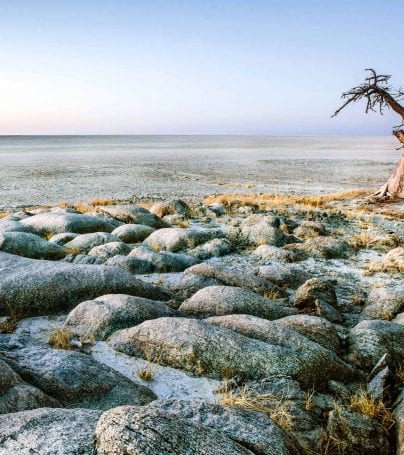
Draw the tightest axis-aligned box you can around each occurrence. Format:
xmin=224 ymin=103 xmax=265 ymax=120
xmin=62 ymin=253 xmax=106 ymax=265
xmin=97 ymin=205 xmax=169 ymax=228
xmin=251 ymin=245 xmax=302 ymax=262
xmin=111 ymin=224 xmax=155 ymax=243
xmin=346 ymin=319 xmax=404 ymax=370
xmin=240 ymin=214 xmax=289 ymax=246
xmin=0 ymin=219 xmax=36 ymax=234
xmin=0 ymin=346 xmax=156 ymax=409
xmin=0 ymin=231 xmax=66 ymax=259
xmin=187 ymin=238 xmax=233 ymax=260
xmin=104 ymin=255 xmax=153 ymax=274
xmin=144 ymin=227 xmax=224 ymax=253
xmin=394 ymin=389 xmax=404 ymax=455
xmin=179 ymin=285 xmax=296 ymax=320
xmin=275 ymin=314 xmax=341 ymax=352
xmin=293 ymin=221 xmax=326 ymax=238
xmin=206 ymin=314 xmax=355 ymax=387
xmin=361 ymin=283 xmax=404 ymax=320
xmin=150 ymin=199 xmax=190 ymax=218
xmin=48 ymin=232 xmax=78 ymax=245
xmin=0 ymin=359 xmax=59 ymax=415
xmin=0 ymin=252 xmax=175 ymax=316
xmin=286 ymin=237 xmax=352 ymax=259
xmin=96 ymin=405 xmax=253 ymax=455
xmin=20 ymin=212 xmax=116 ymax=235
xmin=380 ymin=247 xmax=404 ymax=273
xmin=64 ymin=232 xmax=122 ymax=253
xmin=257 ymin=263 xmax=310 ymax=288
xmin=109 ymin=317 xmax=353 ymax=386
xmin=88 ymin=241 xmax=131 ymax=258
xmin=129 ymin=246 xmax=198 ymax=272
xmin=0 ymin=407 xmax=101 ymax=454
xmin=97 ymin=400 xmax=301 ymax=455
xmin=64 ymin=294 xmax=175 ymax=340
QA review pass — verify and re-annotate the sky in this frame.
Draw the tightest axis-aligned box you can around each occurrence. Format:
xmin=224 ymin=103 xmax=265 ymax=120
xmin=0 ymin=0 xmax=403 ymax=135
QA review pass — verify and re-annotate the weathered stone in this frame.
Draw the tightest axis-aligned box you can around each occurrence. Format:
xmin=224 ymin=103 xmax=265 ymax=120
xmin=104 ymin=255 xmax=153 ymax=274
xmin=65 ymin=232 xmax=122 ymax=253
xmin=286 ymin=237 xmax=352 ymax=259
xmin=0 ymin=219 xmax=36 ymax=234
xmin=111 ymin=224 xmax=155 ymax=243
xmin=96 ymin=405 xmax=254 ymax=455
xmin=180 ymin=285 xmax=295 ymax=319
xmin=129 ymin=246 xmax=198 ymax=272
xmin=361 ymin=283 xmax=404 ymax=320
xmin=0 ymin=252 xmax=175 ymax=316
xmin=1 ymin=346 xmax=156 ymax=409
xmin=187 ymin=238 xmax=233 ymax=260
xmin=257 ymin=263 xmax=310 ymax=288
xmin=64 ymin=294 xmax=175 ymax=340
xmin=240 ymin=214 xmax=290 ymax=246
xmin=62 ymin=253 xmax=106 ymax=264
xmin=144 ymin=227 xmax=223 ymax=253
xmin=20 ymin=212 xmax=116 ymax=235
xmin=380 ymin=247 xmax=404 ymax=273
xmin=251 ymin=245 xmax=302 ymax=262
xmin=0 ymin=231 xmax=66 ymax=259
xmin=293 ymin=221 xmax=326 ymax=238
xmin=150 ymin=199 xmax=190 ymax=218
xmin=88 ymin=241 xmax=131 ymax=258
xmin=48 ymin=232 xmax=78 ymax=245
xmin=97 ymin=205 xmax=169 ymax=228
xmin=0 ymin=407 xmax=101 ymax=454
xmin=394 ymin=389 xmax=404 ymax=455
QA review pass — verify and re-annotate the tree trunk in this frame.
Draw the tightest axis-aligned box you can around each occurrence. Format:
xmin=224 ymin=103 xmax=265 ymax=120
xmin=372 ymin=130 xmax=404 ymax=200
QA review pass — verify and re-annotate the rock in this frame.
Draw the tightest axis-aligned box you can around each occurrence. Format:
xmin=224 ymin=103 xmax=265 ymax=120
xmin=129 ymin=246 xmax=198 ymax=272
xmin=1 ymin=346 xmax=156 ymax=409
xmin=207 ymin=202 xmax=226 ymax=216
xmin=184 ymin=262 xmax=286 ymax=296
xmin=240 ymin=214 xmax=290 ymax=246
xmin=286 ymin=237 xmax=352 ymax=259
xmin=64 ymin=294 xmax=175 ymax=340
xmin=346 ymin=319 xmax=404 ymax=371
xmin=97 ymin=205 xmax=170 ymax=228
xmin=0 ymin=231 xmax=66 ymax=259
xmin=394 ymin=389 xmax=404 ymax=455
xmin=48 ymin=232 xmax=78 ymax=245
xmin=393 ymin=312 xmax=404 ymax=325
xmin=109 ymin=316 xmax=353 ymax=386
xmin=104 ymin=399 xmax=302 ymax=455
xmin=0 ymin=252 xmax=175 ymax=316
xmin=0 ymin=359 xmax=59 ymax=414
xmin=327 ymin=406 xmax=389 ymax=455
xmin=294 ymin=278 xmax=344 ymax=323
xmin=96 ymin=405 xmax=254 ymax=455
xmin=257 ymin=263 xmax=310 ymax=288
xmin=367 ymin=366 xmax=391 ymax=400
xmin=0 ymin=407 xmax=101 ymax=454
xmin=0 ymin=219 xmax=36 ymax=234
xmin=179 ymin=285 xmax=296 ymax=320
xmin=88 ymin=241 xmax=131 ymax=258
xmin=206 ymin=314 xmax=355 ymax=387
xmin=361 ymin=283 xmax=404 ymax=320
xmin=275 ymin=314 xmax=341 ymax=352
xmin=150 ymin=199 xmax=190 ymax=218
xmin=251 ymin=245 xmax=303 ymax=262
xmin=380 ymin=247 xmax=404 ymax=273
xmin=187 ymin=238 xmax=233 ymax=260
xmin=111 ymin=224 xmax=155 ymax=243
xmin=20 ymin=212 xmax=116 ymax=235
xmin=144 ymin=227 xmax=223 ymax=253
xmin=64 ymin=232 xmax=122 ymax=253
xmin=62 ymin=253 xmax=106 ymax=264
xmin=104 ymin=255 xmax=153 ymax=274
xmin=293 ymin=221 xmax=326 ymax=238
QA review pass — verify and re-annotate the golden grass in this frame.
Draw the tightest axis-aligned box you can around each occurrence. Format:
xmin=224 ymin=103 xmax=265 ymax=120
xmin=174 ymin=219 xmax=191 ymax=228
xmin=363 ymin=258 xmax=404 ymax=275
xmin=395 ymin=364 xmax=404 ymax=387
xmin=263 ymin=289 xmax=282 ymax=300
xmin=137 ymin=364 xmax=156 ymax=381
xmin=305 ymin=388 xmax=316 ymax=411
xmin=0 ymin=308 xmax=24 ymax=334
xmin=348 ymin=391 xmax=394 ymax=432
xmin=219 ymin=387 xmax=294 ymax=432
xmin=49 ymin=328 xmax=74 ymax=350
xmin=348 ymin=231 xmax=373 ymax=250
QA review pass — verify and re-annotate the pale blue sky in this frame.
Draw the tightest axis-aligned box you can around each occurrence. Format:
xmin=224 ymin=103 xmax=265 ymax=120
xmin=0 ymin=0 xmax=402 ymax=135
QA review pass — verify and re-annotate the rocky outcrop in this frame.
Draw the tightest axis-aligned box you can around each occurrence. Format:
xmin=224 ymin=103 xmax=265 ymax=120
xmin=0 ymin=231 xmax=66 ymax=259
xmin=97 ymin=205 xmax=170 ymax=228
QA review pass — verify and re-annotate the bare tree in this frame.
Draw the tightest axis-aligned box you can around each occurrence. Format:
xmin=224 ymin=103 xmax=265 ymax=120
xmin=332 ymin=68 xmax=404 ymax=200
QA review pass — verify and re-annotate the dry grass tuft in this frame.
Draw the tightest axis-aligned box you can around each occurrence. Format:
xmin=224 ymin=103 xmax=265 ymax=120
xmin=49 ymin=328 xmax=74 ymax=350
xmin=395 ymin=363 xmax=404 ymax=387
xmin=305 ymin=388 xmax=316 ymax=411
xmin=348 ymin=391 xmax=394 ymax=432
xmin=348 ymin=231 xmax=374 ymax=250
xmin=219 ymin=387 xmax=294 ymax=432
xmin=137 ymin=364 xmax=156 ymax=381
xmin=0 ymin=308 xmax=24 ymax=334
xmin=263 ymin=289 xmax=282 ymax=300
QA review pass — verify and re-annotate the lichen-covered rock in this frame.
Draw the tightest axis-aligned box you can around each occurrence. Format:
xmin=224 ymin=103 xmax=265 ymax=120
xmin=275 ymin=314 xmax=341 ymax=352
xmin=179 ymin=285 xmax=296 ymax=320
xmin=104 ymin=255 xmax=153 ymax=274
xmin=62 ymin=253 xmax=106 ymax=264
xmin=20 ymin=211 xmax=116 ymax=235
xmin=0 ymin=252 xmax=175 ymax=316
xmin=129 ymin=246 xmax=198 ymax=272
xmin=96 ymin=405 xmax=254 ymax=455
xmin=293 ymin=221 xmax=326 ymax=238
xmin=206 ymin=314 xmax=355 ymax=387
xmin=0 ymin=359 xmax=59 ymax=415
xmin=111 ymin=224 xmax=155 ymax=243
xmin=0 ymin=231 xmax=66 ymax=259
xmin=48 ymin=232 xmax=78 ymax=245
xmin=361 ymin=283 xmax=404 ymax=320
xmin=251 ymin=245 xmax=303 ymax=262
xmin=0 ymin=407 xmax=101 ymax=454
xmin=150 ymin=199 xmax=190 ymax=218
xmin=64 ymin=232 xmax=122 ymax=253
xmin=0 ymin=346 xmax=156 ymax=409
xmin=346 ymin=319 xmax=404 ymax=370
xmin=240 ymin=214 xmax=290 ymax=246
xmin=0 ymin=218 xmax=36 ymax=234
xmin=394 ymin=389 xmax=404 ymax=455
xmin=380 ymin=247 xmax=404 ymax=273
xmin=184 ymin=262 xmax=286 ymax=296
xmin=187 ymin=238 xmax=233 ymax=260
xmin=257 ymin=263 xmax=310 ymax=288
xmin=327 ymin=407 xmax=389 ymax=455
xmin=144 ymin=227 xmax=224 ymax=253
xmin=88 ymin=241 xmax=131 ymax=258
xmin=97 ymin=205 xmax=170 ymax=228
xmin=294 ymin=278 xmax=344 ymax=323
xmin=64 ymin=294 xmax=175 ymax=340
xmin=286 ymin=237 xmax=352 ymax=259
